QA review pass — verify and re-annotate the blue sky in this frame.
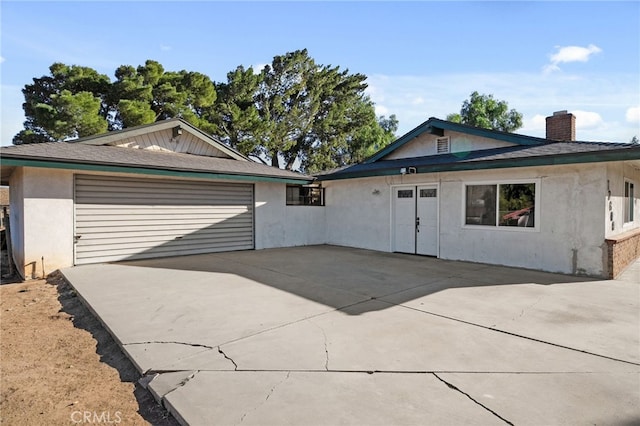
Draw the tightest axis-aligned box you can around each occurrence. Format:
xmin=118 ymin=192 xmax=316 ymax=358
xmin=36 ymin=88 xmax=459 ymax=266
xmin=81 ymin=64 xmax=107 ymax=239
xmin=1 ymin=1 xmax=639 ymax=146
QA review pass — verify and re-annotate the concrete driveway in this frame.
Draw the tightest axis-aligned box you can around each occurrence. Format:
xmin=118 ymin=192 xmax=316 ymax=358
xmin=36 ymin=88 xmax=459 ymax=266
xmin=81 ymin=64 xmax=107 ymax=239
xmin=60 ymin=245 xmax=640 ymax=426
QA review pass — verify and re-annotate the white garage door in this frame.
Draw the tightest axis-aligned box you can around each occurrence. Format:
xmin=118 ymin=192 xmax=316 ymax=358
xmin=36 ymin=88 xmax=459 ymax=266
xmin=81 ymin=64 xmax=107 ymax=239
xmin=74 ymin=175 xmax=254 ymax=264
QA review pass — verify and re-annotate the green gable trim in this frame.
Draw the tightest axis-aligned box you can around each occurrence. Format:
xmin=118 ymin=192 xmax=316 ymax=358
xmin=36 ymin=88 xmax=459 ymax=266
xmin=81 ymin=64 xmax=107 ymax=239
xmin=2 ymin=158 xmax=312 ymax=185
xmin=319 ymin=150 xmax=639 ymax=181
xmin=365 ymin=118 xmax=548 ymax=164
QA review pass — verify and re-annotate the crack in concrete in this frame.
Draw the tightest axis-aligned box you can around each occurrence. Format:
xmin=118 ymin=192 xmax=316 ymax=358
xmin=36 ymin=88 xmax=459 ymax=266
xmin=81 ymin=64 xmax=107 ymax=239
xmin=238 ymin=371 xmax=291 ymax=424
xmin=432 ymin=373 xmax=513 ymax=425
xmin=125 ymin=341 xmax=215 ymax=349
xmin=215 ymin=298 xmax=373 ymax=349
xmin=218 ymin=346 xmax=238 ymax=370
xmin=162 ymin=370 xmax=199 ymax=399
xmin=517 ymin=296 xmax=545 ymax=319
xmin=310 ymin=321 xmax=330 ymax=371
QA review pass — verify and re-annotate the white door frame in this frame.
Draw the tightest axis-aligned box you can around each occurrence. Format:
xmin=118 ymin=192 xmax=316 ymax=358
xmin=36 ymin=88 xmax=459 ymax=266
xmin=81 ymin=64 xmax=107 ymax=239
xmin=390 ymin=182 xmax=440 ymax=256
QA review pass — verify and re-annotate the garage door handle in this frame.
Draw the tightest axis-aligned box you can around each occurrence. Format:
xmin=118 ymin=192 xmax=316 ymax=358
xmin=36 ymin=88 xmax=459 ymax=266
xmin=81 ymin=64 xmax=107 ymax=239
xmin=175 ymin=236 xmax=183 ymax=240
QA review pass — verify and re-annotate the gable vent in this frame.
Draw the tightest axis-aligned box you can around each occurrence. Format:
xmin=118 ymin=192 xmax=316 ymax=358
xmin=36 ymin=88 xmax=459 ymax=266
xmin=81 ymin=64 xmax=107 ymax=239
xmin=436 ymin=137 xmax=450 ymax=154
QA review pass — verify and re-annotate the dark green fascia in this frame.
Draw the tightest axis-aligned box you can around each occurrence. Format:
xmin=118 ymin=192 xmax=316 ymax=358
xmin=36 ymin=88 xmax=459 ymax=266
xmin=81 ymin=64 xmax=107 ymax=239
xmin=365 ymin=118 xmax=548 ymax=164
xmin=2 ymin=158 xmax=312 ymax=185
xmin=319 ymin=149 xmax=640 ymax=181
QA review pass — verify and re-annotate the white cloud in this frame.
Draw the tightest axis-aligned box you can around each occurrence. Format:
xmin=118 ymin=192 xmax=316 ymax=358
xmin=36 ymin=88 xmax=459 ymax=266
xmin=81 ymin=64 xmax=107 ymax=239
xmin=544 ymin=44 xmax=602 ymax=73
xmin=525 ymin=114 xmax=547 ymax=134
xmin=252 ymin=63 xmax=268 ymax=73
xmin=375 ymin=104 xmax=389 ymax=116
xmin=160 ymin=44 xmax=172 ymax=51
xmin=626 ymin=106 xmax=640 ymax=123
xmin=365 ymin=71 xmax=638 ymax=142
xmin=571 ymin=110 xmax=603 ymax=129
xmin=0 ymin=56 xmax=5 ymax=64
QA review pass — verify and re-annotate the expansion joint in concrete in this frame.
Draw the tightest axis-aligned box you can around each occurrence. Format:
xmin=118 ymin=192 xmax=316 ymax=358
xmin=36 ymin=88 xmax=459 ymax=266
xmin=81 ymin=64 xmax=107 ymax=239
xmin=432 ymin=373 xmax=513 ymax=426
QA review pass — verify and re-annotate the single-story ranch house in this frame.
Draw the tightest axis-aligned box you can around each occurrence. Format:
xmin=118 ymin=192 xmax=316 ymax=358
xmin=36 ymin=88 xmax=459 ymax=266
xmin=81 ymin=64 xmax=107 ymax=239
xmin=1 ymin=111 xmax=639 ymax=280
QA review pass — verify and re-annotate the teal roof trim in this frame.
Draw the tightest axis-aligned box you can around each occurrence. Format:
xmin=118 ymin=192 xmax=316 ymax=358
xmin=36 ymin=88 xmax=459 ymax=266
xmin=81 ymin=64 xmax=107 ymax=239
xmin=319 ymin=149 xmax=640 ymax=181
xmin=365 ymin=118 xmax=549 ymax=163
xmin=2 ymin=158 xmax=312 ymax=185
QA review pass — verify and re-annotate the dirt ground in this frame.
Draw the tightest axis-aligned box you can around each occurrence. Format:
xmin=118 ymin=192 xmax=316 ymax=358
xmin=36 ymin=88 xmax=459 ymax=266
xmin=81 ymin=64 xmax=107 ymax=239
xmin=0 ymin=271 xmax=179 ymax=425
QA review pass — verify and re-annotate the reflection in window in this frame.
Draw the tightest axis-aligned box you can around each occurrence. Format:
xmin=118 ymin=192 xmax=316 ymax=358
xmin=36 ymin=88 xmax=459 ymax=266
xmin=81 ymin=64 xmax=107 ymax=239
xmin=499 ymin=183 xmax=535 ymax=227
xmin=286 ymin=185 xmax=324 ymax=206
xmin=466 ymin=183 xmax=535 ymax=228
xmin=465 ymin=185 xmax=496 ymax=226
xmin=625 ymin=180 xmax=635 ymax=223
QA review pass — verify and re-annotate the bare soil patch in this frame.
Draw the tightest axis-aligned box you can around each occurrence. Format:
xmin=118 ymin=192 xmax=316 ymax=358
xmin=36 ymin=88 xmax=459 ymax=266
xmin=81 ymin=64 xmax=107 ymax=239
xmin=0 ymin=272 xmax=179 ymax=425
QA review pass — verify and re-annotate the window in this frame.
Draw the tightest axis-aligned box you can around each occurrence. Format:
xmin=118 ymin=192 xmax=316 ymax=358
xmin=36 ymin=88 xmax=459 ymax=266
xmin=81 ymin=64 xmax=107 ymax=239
xmin=624 ymin=180 xmax=635 ymax=223
xmin=420 ymin=188 xmax=437 ymax=198
xmin=465 ymin=182 xmax=536 ymax=228
xmin=436 ymin=137 xmax=450 ymax=154
xmin=397 ymin=189 xmax=413 ymax=198
xmin=286 ymin=185 xmax=324 ymax=206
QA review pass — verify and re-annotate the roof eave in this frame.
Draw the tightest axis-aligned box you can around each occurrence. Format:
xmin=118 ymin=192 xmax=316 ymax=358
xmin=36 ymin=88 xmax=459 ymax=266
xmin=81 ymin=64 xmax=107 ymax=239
xmin=1 ymin=157 xmax=313 ymax=185
xmin=318 ymin=149 xmax=640 ymax=181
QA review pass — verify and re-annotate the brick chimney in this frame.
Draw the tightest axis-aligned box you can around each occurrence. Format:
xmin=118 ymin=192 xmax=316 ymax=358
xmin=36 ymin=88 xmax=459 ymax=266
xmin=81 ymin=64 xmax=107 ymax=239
xmin=546 ymin=110 xmax=576 ymax=141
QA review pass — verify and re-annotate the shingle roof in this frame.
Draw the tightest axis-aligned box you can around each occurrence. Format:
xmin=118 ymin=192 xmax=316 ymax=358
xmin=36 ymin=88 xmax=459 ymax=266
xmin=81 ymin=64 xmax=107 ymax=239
xmin=365 ymin=117 xmax=552 ymax=163
xmin=0 ymin=142 xmax=311 ymax=182
xmin=318 ymin=141 xmax=640 ymax=181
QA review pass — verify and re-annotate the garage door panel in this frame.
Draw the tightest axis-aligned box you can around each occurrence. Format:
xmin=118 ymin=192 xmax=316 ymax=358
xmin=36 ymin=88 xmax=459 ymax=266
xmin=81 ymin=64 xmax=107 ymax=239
xmin=76 ymin=221 xmax=253 ymax=235
xmin=74 ymin=175 xmax=254 ymax=264
xmin=77 ymin=234 xmax=254 ymax=255
xmin=80 ymin=244 xmax=253 ymax=265
xmin=76 ymin=212 xmax=251 ymax=223
xmin=75 ymin=195 xmax=252 ymax=206
xmin=76 ymin=229 xmax=254 ymax=246
xmin=76 ymin=205 xmax=251 ymax=214
xmin=76 ymin=178 xmax=252 ymax=193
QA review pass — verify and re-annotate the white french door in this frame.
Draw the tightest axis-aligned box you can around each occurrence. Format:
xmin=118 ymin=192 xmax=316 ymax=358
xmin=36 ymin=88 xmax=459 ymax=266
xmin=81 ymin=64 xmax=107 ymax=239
xmin=392 ymin=185 xmax=438 ymax=256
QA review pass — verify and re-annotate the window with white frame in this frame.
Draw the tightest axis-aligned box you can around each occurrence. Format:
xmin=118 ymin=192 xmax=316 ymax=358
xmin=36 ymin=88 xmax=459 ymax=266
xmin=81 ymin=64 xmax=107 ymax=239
xmin=624 ymin=180 xmax=635 ymax=223
xmin=465 ymin=182 xmax=536 ymax=228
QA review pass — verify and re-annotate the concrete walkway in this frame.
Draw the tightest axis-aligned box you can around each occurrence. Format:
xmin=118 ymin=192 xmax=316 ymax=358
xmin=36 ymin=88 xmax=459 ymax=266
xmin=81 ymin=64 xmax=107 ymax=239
xmin=60 ymin=245 xmax=640 ymax=426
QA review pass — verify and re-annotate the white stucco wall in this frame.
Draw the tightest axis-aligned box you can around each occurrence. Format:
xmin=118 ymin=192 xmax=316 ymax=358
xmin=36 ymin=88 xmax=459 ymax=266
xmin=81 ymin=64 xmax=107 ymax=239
xmin=438 ymin=165 xmax=607 ymax=276
xmin=605 ymin=161 xmax=640 ymax=238
xmin=324 ymin=163 xmax=609 ymax=276
xmin=10 ymin=167 xmax=75 ymax=279
xmin=383 ymin=130 xmax=515 ymax=160
xmin=324 ymin=176 xmax=395 ymax=251
xmin=254 ymin=182 xmax=326 ymax=249
xmin=8 ymin=168 xmax=25 ymax=276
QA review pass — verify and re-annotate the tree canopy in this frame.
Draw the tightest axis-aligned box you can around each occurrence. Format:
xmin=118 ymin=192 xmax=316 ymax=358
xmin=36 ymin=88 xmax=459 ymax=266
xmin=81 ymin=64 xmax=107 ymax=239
xmin=446 ymin=91 xmax=522 ymax=133
xmin=13 ymin=51 xmax=397 ymax=173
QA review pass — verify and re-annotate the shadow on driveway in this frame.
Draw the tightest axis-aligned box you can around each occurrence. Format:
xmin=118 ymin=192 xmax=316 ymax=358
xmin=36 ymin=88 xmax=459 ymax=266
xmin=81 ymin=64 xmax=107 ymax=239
xmin=116 ymin=244 xmax=593 ymax=315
